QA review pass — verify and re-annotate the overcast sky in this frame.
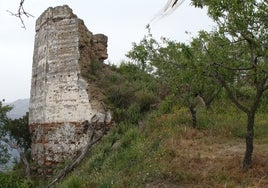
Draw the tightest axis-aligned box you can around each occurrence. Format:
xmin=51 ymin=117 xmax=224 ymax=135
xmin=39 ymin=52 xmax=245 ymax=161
xmin=0 ymin=0 xmax=215 ymax=103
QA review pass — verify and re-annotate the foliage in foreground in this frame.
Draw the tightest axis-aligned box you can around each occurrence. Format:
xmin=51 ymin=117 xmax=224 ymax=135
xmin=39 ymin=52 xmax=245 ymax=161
xmin=0 ymin=173 xmax=31 ymax=188
xmin=0 ymin=98 xmax=33 ymax=188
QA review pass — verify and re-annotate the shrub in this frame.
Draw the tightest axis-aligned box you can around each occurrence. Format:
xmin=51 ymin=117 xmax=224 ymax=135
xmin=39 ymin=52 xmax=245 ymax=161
xmin=126 ymin=103 xmax=142 ymax=124
xmin=108 ymin=73 xmax=121 ymax=83
xmin=108 ymin=86 xmax=133 ymax=108
xmin=89 ymin=60 xmax=101 ymax=75
xmin=158 ymin=95 xmax=178 ymax=114
xmin=135 ymin=90 xmax=157 ymax=112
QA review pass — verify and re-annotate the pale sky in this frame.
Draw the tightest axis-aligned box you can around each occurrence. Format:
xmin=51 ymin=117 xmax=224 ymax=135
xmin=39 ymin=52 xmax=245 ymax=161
xmin=0 ymin=0 xmax=214 ymax=103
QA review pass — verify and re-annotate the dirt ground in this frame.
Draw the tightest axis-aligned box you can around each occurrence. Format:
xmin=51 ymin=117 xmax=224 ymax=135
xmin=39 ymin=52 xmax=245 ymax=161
xmin=148 ymin=127 xmax=268 ymax=187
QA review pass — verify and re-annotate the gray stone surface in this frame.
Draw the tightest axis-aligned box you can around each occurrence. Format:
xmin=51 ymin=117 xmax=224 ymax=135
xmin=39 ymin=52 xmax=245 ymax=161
xmin=29 ymin=5 xmax=110 ymax=172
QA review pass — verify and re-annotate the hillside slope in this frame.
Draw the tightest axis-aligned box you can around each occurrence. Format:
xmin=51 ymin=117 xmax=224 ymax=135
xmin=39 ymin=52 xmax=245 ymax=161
xmin=56 ymin=100 xmax=268 ymax=187
xmin=21 ymin=62 xmax=267 ymax=187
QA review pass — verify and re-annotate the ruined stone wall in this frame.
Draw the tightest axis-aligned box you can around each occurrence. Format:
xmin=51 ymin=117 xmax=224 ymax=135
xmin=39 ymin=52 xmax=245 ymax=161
xmin=29 ymin=5 xmax=110 ymax=171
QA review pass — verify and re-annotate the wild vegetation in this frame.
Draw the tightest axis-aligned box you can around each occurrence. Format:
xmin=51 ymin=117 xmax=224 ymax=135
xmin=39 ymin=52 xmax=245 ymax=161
xmin=56 ymin=61 xmax=268 ymax=187
xmin=0 ymin=0 xmax=267 ymax=187
xmin=126 ymin=0 xmax=267 ymax=170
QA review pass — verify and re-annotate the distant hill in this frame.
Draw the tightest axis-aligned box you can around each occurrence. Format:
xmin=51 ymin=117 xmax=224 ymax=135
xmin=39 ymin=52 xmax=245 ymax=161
xmin=7 ymin=98 xmax=29 ymax=119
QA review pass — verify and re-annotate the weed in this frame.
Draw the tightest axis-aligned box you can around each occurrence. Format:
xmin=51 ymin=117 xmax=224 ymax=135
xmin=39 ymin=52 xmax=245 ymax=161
xmin=126 ymin=103 xmax=142 ymax=124
xmin=135 ymin=89 xmax=157 ymax=112
xmin=108 ymin=73 xmax=121 ymax=83
xmin=158 ymin=95 xmax=177 ymax=114
xmin=120 ymin=128 xmax=141 ymax=149
xmin=89 ymin=60 xmax=101 ymax=75
xmin=0 ymin=173 xmax=30 ymax=188
xmin=149 ymin=138 xmax=161 ymax=153
xmin=59 ymin=176 xmax=82 ymax=188
xmin=108 ymin=86 xmax=133 ymax=108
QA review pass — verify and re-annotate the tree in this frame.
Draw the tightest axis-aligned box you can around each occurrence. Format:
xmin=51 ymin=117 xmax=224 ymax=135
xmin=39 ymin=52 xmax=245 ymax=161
xmin=130 ymin=0 xmax=267 ymax=169
xmin=0 ymin=101 xmax=31 ymax=179
xmin=0 ymin=101 xmax=12 ymax=164
xmin=190 ymin=0 xmax=268 ymax=169
xmin=127 ymin=29 xmax=221 ymax=128
xmin=8 ymin=113 xmax=31 ymax=153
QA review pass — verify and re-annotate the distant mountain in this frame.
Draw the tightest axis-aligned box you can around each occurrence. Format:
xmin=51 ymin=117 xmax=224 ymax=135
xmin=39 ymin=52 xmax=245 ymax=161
xmin=7 ymin=98 xmax=29 ymax=119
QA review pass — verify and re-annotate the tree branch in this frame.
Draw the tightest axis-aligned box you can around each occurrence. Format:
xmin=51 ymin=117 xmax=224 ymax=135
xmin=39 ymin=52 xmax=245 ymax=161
xmin=213 ymin=62 xmax=255 ymax=71
xmin=0 ymin=137 xmax=30 ymax=180
xmin=6 ymin=0 xmax=34 ymax=29
xmin=216 ymin=72 xmax=249 ymax=114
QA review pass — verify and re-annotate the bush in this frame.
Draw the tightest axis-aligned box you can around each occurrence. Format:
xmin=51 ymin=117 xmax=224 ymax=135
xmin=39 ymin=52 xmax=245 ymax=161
xmin=108 ymin=86 xmax=133 ymax=108
xmin=113 ymin=103 xmax=141 ymax=124
xmin=135 ymin=90 xmax=157 ymax=112
xmin=108 ymin=73 xmax=121 ymax=83
xmin=126 ymin=103 xmax=142 ymax=124
xmin=158 ymin=95 xmax=178 ymax=114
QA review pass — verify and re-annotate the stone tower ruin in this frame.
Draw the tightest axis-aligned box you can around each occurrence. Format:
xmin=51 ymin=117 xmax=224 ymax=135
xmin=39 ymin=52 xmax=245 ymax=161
xmin=29 ymin=5 xmax=111 ymax=170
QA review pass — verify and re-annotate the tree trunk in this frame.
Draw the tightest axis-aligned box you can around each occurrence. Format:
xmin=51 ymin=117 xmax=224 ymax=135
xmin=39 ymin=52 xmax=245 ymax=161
xmin=189 ymin=106 xmax=197 ymax=128
xmin=243 ymin=112 xmax=255 ymax=169
xmin=1 ymin=137 xmax=30 ymax=180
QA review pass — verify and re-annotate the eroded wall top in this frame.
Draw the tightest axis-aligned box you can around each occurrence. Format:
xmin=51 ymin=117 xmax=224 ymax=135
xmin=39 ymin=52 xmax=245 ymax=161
xmin=36 ymin=5 xmax=77 ymax=32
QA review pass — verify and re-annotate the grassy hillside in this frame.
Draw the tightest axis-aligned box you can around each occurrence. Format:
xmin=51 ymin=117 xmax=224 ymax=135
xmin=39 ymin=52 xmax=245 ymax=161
xmin=2 ymin=61 xmax=267 ymax=187
xmin=56 ymin=101 xmax=268 ymax=187
xmin=52 ymin=63 xmax=268 ymax=187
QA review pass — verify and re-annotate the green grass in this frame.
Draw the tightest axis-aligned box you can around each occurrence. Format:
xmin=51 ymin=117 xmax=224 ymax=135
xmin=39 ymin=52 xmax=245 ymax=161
xmin=0 ymin=173 xmax=31 ymax=188
xmin=56 ymin=97 xmax=268 ymax=187
xmin=23 ymin=62 xmax=267 ymax=187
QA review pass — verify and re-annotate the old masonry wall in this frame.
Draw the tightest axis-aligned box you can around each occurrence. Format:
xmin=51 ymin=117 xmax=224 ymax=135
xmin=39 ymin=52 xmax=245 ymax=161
xmin=29 ymin=5 xmax=110 ymax=171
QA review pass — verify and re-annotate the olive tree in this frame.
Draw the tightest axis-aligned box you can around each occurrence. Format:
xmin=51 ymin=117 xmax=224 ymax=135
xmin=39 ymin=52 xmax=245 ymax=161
xmin=190 ymin=0 xmax=268 ymax=169
xmin=127 ymin=29 xmax=220 ymax=128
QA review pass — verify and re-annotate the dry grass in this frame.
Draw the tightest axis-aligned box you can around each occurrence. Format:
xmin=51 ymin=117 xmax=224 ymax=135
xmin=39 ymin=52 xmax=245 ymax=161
xmin=58 ymin=102 xmax=268 ymax=188
xmin=149 ymin=126 xmax=268 ymax=187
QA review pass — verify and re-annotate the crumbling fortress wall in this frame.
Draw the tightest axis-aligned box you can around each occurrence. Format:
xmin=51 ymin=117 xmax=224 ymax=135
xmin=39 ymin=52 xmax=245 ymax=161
xmin=29 ymin=5 xmax=111 ymax=172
